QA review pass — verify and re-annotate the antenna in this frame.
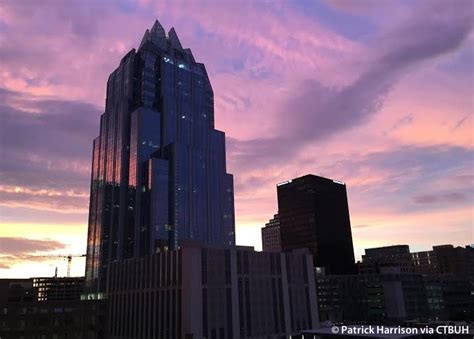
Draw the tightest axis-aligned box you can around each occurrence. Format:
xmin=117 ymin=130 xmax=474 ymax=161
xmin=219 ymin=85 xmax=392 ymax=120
xmin=67 ymin=255 xmax=72 ymax=278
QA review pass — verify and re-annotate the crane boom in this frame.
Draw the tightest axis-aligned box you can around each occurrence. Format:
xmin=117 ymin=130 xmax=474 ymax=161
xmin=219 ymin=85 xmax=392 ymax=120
xmin=25 ymin=254 xmax=86 ymax=277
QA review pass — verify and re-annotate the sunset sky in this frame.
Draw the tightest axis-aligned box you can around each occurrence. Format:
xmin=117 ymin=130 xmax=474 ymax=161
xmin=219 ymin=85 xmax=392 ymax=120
xmin=0 ymin=0 xmax=473 ymax=278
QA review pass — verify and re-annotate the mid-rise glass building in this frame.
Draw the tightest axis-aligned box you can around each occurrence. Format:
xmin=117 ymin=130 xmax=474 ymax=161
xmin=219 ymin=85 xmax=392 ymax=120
xmin=85 ymin=20 xmax=235 ymax=295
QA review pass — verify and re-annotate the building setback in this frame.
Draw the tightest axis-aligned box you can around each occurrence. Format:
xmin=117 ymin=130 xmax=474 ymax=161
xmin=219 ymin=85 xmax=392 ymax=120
xmin=261 ymin=214 xmax=281 ymax=252
xmin=106 ymin=242 xmax=319 ymax=339
xmin=277 ymin=175 xmax=356 ymax=274
xmin=85 ymin=20 xmax=235 ymax=297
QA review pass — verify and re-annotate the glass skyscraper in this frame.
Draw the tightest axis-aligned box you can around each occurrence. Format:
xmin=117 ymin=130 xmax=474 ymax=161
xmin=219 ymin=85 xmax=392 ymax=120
xmin=85 ymin=20 xmax=235 ymax=295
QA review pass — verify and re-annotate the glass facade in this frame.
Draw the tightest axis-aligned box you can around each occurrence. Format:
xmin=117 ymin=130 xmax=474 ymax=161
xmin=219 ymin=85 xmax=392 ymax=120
xmin=85 ymin=20 xmax=235 ymax=295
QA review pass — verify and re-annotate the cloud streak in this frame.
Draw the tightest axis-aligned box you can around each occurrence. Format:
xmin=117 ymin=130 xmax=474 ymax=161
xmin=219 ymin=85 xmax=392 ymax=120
xmin=229 ymin=0 xmax=472 ymax=170
xmin=0 ymin=237 xmax=69 ymax=268
xmin=0 ymin=88 xmax=97 ymax=213
xmin=0 ymin=237 xmax=67 ymax=255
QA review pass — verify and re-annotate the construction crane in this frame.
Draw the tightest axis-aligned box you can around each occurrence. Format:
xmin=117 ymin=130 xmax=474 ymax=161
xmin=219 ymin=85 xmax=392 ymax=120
xmin=27 ymin=254 xmax=86 ymax=277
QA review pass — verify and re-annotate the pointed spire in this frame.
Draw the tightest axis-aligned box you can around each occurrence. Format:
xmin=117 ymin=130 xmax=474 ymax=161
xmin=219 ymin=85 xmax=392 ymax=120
xmin=139 ymin=21 xmax=166 ymax=50
xmin=139 ymin=20 xmax=191 ymax=54
xmin=151 ymin=20 xmax=166 ymax=39
xmin=168 ymin=27 xmax=183 ymax=49
xmin=139 ymin=29 xmax=151 ymax=49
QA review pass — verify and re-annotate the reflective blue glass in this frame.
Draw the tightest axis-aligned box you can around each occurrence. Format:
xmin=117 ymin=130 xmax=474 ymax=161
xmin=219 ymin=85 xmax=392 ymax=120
xmin=85 ymin=22 xmax=235 ymax=296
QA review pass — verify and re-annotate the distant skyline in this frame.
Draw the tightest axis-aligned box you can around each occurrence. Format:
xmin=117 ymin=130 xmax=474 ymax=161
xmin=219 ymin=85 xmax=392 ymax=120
xmin=0 ymin=0 xmax=473 ymax=278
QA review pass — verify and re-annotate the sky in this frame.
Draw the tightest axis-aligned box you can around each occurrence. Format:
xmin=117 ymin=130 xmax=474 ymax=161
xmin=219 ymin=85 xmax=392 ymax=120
xmin=0 ymin=0 xmax=473 ymax=278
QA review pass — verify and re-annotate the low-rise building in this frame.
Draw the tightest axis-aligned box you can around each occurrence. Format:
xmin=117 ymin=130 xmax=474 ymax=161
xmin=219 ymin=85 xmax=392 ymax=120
xmin=33 ymin=276 xmax=84 ymax=301
xmin=0 ymin=277 xmax=105 ymax=339
xmin=316 ymin=271 xmax=428 ymax=324
xmin=413 ymin=245 xmax=474 ymax=277
xmin=359 ymin=244 xmax=474 ymax=278
xmin=358 ymin=245 xmax=415 ymax=274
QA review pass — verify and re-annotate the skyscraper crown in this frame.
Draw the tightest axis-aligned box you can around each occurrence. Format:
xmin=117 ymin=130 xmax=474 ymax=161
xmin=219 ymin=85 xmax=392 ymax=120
xmin=139 ymin=19 xmax=194 ymax=61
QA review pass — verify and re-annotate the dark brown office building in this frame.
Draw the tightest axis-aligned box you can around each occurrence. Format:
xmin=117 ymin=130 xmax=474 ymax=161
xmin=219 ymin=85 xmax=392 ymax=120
xmin=277 ymin=174 xmax=355 ymax=274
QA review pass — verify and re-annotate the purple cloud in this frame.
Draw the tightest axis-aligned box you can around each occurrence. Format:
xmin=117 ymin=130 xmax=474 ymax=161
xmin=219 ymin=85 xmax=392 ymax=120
xmin=229 ymin=0 xmax=472 ymax=170
xmin=413 ymin=192 xmax=468 ymax=205
xmin=0 ymin=237 xmax=68 ymax=269
xmin=0 ymin=88 xmax=97 ymax=212
xmin=0 ymin=237 xmax=66 ymax=255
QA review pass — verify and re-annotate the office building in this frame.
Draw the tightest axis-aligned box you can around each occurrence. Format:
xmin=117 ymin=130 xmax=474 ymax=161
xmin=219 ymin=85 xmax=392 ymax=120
xmin=316 ymin=272 xmax=428 ymax=324
xmin=261 ymin=214 xmax=281 ymax=252
xmin=277 ymin=175 xmax=356 ymax=274
xmin=0 ymin=278 xmax=106 ymax=339
xmin=412 ymin=245 xmax=474 ymax=277
xmin=85 ymin=20 xmax=235 ymax=296
xmin=334 ymin=244 xmax=474 ymax=324
xmin=359 ymin=245 xmax=415 ymax=274
xmin=106 ymin=242 xmax=319 ymax=338
xmin=33 ymin=277 xmax=84 ymax=302
xmin=358 ymin=244 xmax=474 ymax=277
xmin=423 ymin=274 xmax=474 ymax=321
xmin=315 ymin=271 xmax=474 ymax=324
